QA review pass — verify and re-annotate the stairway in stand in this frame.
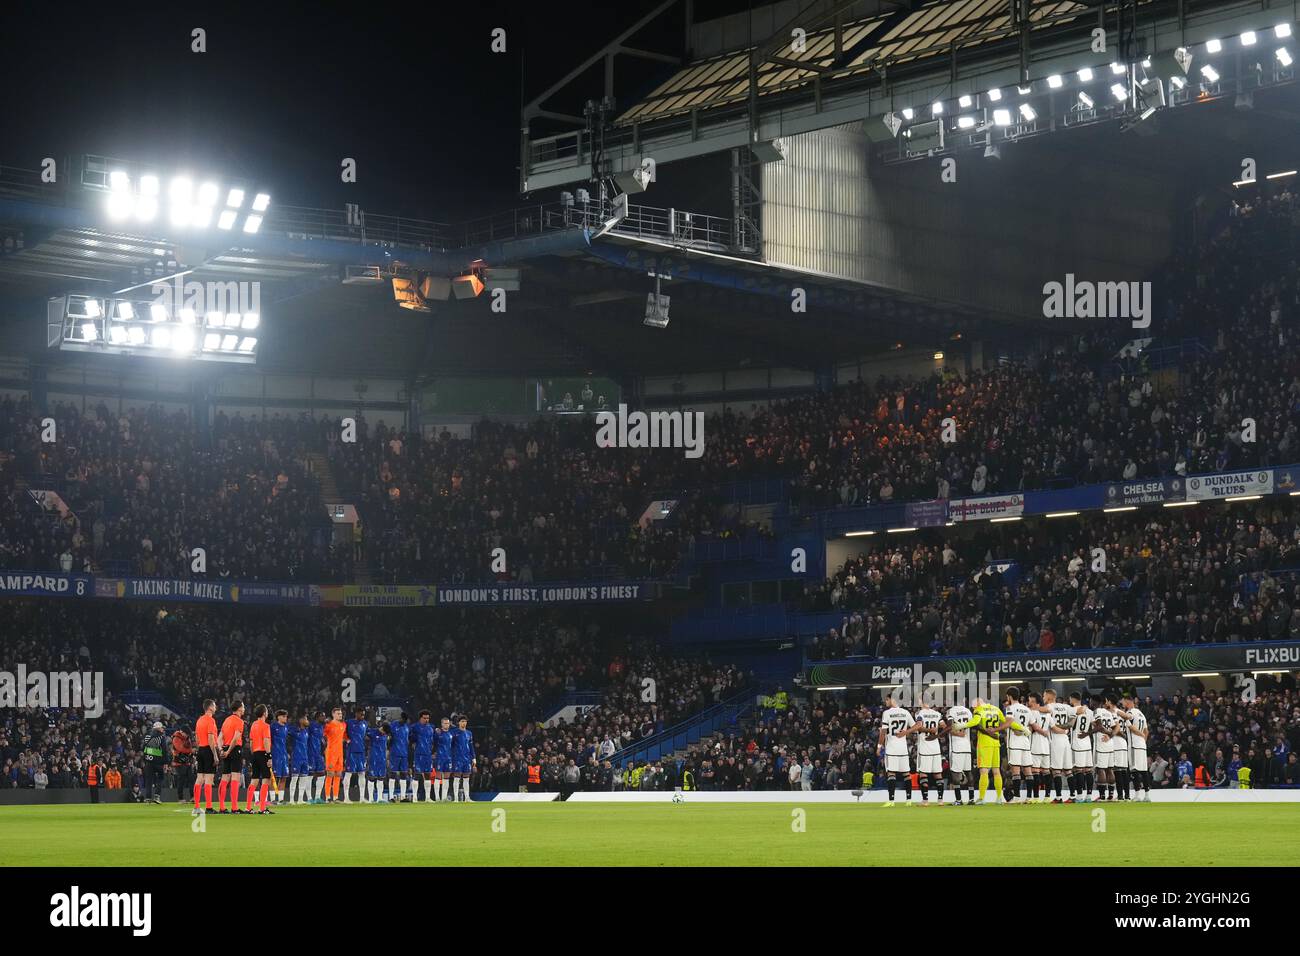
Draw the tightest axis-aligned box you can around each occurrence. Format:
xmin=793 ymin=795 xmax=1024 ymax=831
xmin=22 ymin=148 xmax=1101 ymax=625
xmin=307 ymin=452 xmax=372 ymax=585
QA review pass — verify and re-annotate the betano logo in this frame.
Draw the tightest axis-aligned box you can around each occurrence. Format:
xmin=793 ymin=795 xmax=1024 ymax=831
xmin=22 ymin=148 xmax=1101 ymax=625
xmin=595 ymin=404 xmax=705 ymax=459
xmin=49 ymin=886 xmax=151 ymax=936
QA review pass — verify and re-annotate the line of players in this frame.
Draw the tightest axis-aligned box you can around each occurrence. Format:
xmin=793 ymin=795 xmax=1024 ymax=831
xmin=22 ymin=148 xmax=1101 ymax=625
xmin=190 ymin=700 xmax=477 ymax=815
xmin=876 ymin=688 xmax=1151 ymax=805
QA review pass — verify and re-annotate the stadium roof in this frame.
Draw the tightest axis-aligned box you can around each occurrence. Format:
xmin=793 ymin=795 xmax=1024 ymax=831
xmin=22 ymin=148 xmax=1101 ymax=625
xmin=618 ymin=0 xmax=1090 ymax=126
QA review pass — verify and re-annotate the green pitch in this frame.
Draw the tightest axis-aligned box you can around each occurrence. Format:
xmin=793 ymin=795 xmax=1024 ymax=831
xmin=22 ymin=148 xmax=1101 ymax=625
xmin=0 ymin=802 xmax=1295 ymax=866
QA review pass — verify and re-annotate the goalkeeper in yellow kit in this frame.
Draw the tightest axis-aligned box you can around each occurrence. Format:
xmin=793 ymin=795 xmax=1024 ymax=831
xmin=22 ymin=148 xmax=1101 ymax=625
xmin=966 ymin=697 xmax=1028 ymax=804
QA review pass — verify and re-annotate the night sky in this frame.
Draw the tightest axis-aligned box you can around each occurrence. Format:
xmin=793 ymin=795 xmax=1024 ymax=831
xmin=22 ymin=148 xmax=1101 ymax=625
xmin=0 ymin=0 xmax=744 ymax=223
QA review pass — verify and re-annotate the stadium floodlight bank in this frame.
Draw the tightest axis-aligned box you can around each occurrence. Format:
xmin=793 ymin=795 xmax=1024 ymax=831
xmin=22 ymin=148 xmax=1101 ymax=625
xmin=82 ymin=155 xmax=270 ymax=235
xmin=48 ymin=292 xmax=259 ymax=364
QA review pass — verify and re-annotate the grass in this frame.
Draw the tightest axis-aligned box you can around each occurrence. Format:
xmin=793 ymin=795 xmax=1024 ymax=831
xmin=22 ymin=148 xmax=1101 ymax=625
xmin=1 ymin=800 xmax=1295 ymax=866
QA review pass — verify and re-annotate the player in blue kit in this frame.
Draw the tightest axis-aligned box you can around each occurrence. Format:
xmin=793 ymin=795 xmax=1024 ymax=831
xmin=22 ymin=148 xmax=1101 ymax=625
xmin=450 ymin=715 xmax=475 ymax=803
xmin=270 ymin=710 xmax=290 ymax=805
xmin=288 ymin=715 xmax=312 ymax=804
xmin=387 ymin=713 xmax=412 ymax=802
xmin=343 ymin=707 xmax=368 ymax=804
xmin=308 ymin=711 xmax=327 ymax=804
xmin=433 ymin=716 xmax=454 ymax=802
xmin=365 ymin=723 xmax=390 ymax=803
xmin=411 ymin=711 xmax=435 ymax=803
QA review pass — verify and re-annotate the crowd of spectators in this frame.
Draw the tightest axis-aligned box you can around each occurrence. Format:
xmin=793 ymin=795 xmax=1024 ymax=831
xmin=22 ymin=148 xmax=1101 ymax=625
xmin=0 ymin=401 xmax=350 ymax=582
xmin=646 ymin=685 xmax=1299 ymax=793
xmin=2 ymin=186 xmax=1299 ymax=589
xmin=806 ymin=498 xmax=1300 ymax=660
xmin=0 ymin=601 xmax=748 ymax=794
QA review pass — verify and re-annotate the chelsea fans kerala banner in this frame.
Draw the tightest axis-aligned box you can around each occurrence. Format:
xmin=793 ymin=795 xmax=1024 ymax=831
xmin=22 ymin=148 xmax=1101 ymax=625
xmin=0 ymin=572 xmax=91 ymax=599
xmin=804 ymin=640 xmax=1300 ymax=687
xmin=947 ymin=493 xmax=1023 ymax=522
xmin=1104 ymin=476 xmax=1184 ymax=507
xmin=437 ymin=582 xmax=655 ymax=606
xmin=1185 ymin=469 xmax=1274 ymax=501
xmin=904 ymin=499 xmax=948 ymax=527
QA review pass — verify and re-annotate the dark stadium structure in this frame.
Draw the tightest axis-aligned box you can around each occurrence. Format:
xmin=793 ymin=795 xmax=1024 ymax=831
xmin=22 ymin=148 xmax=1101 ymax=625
xmin=2 ymin=0 xmax=1299 ymax=831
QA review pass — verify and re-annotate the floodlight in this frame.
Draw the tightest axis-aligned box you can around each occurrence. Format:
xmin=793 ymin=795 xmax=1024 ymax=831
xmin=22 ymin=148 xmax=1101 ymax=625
xmin=1017 ymin=85 xmax=1031 ymax=94
xmin=987 ymin=88 xmax=1002 ymax=101
xmin=172 ymin=328 xmax=195 ymax=352
xmin=1047 ymin=74 xmax=1063 ymax=88
xmin=226 ymin=188 xmax=245 ymax=208
xmin=84 ymin=298 xmax=101 ymax=318
xmin=1170 ymin=76 xmax=1187 ymax=89
xmin=134 ymin=196 xmax=158 ymax=221
xmin=207 ymin=311 xmax=225 ymax=327
xmin=81 ymin=322 xmax=98 ymax=341
xmin=1078 ymin=92 xmax=1095 ymax=108
xmin=217 ymin=210 xmax=238 ymax=230
xmin=204 ymin=333 xmax=221 ymax=349
xmin=243 ymin=215 xmax=263 ymax=234
xmin=1111 ymin=82 xmax=1128 ymax=100
xmin=197 ymin=182 xmax=219 ymax=206
xmin=1241 ymin=31 xmax=1257 ymax=47
xmin=931 ymin=101 xmax=943 ymax=115
xmin=109 ymin=326 xmax=128 ymax=344
xmin=150 ymin=303 xmax=167 ymax=322
xmin=1019 ymin=103 xmax=1037 ymax=120
xmin=140 ymin=175 xmax=159 ymax=196
xmin=151 ymin=326 xmax=171 ymax=348
xmin=252 ymin=193 xmax=270 ymax=212
xmin=1206 ymin=39 xmax=1222 ymax=53
xmin=107 ymin=192 xmax=132 ymax=220
xmin=1201 ymin=65 xmax=1220 ymax=83
xmin=1278 ymin=24 xmax=1293 ymax=39
xmin=192 ymin=206 xmax=212 ymax=228
xmin=241 ymin=313 xmax=259 ymax=329
xmin=238 ymin=337 xmax=257 ymax=352
xmin=993 ymin=108 xmax=1012 ymax=126
xmin=221 ymin=334 xmax=238 ymax=350
xmin=128 ymin=326 xmax=146 ymax=345
xmin=901 ymin=107 xmax=914 ymax=120
xmin=1110 ymin=62 xmax=1126 ymax=74
xmin=958 ymin=94 xmax=972 ymax=108
xmin=1279 ymin=47 xmax=1294 ymax=66
xmin=1077 ymin=67 xmax=1093 ymax=82
xmin=179 ymin=308 xmax=196 ymax=325
xmin=117 ymin=302 xmax=134 ymax=319
xmin=109 ymin=170 xmax=130 ymax=191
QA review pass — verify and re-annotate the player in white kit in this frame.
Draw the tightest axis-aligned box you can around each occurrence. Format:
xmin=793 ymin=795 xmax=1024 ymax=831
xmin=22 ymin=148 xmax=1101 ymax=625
xmin=1003 ymin=689 xmax=1034 ymax=803
xmin=1043 ymin=689 xmax=1076 ymax=802
xmin=914 ymin=705 xmax=945 ymax=805
xmin=944 ymin=702 xmax=975 ymax=806
xmin=1091 ymin=695 xmax=1116 ymax=801
xmin=877 ymin=696 xmax=919 ymax=807
xmin=1025 ymin=692 xmax=1051 ymax=802
xmin=1105 ymin=697 xmax=1131 ymax=800
xmin=1068 ymin=692 xmax=1095 ymax=803
xmin=1120 ymin=695 xmax=1151 ymax=801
